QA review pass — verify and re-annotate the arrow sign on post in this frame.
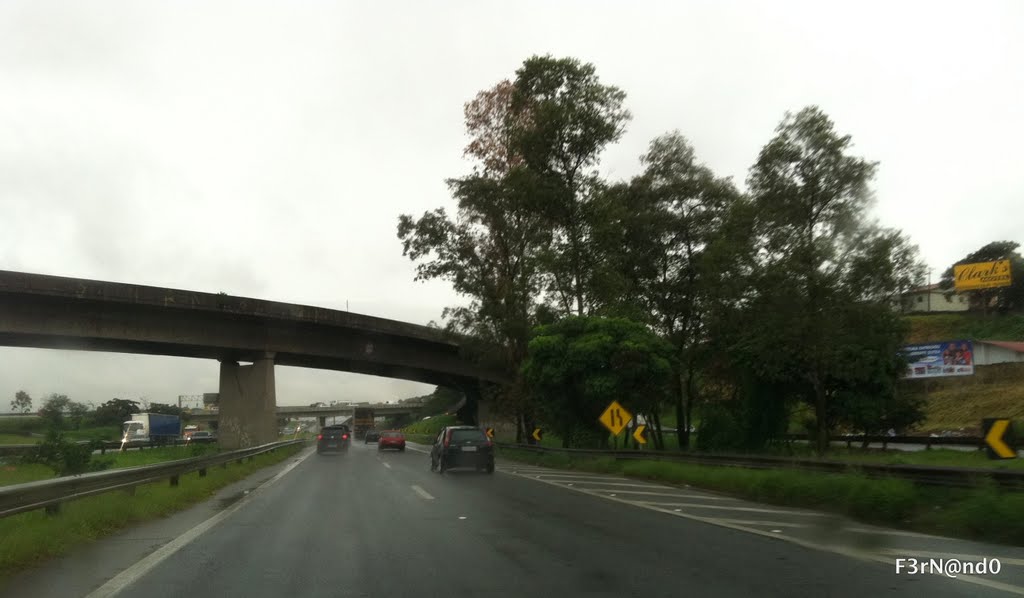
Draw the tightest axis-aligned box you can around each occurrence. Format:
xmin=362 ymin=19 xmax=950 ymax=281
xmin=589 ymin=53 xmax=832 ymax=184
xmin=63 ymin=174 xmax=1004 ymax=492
xmin=599 ymin=400 xmax=633 ymax=436
xmin=485 ymin=427 xmax=495 ymax=439
xmin=532 ymin=428 xmax=543 ymax=442
xmin=983 ymin=418 xmax=1017 ymax=459
xmin=633 ymin=424 xmax=647 ymax=445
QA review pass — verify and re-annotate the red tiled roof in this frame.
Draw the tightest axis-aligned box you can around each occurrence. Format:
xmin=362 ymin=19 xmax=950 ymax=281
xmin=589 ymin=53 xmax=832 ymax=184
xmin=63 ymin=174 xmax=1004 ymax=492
xmin=978 ymin=340 xmax=1024 ymax=353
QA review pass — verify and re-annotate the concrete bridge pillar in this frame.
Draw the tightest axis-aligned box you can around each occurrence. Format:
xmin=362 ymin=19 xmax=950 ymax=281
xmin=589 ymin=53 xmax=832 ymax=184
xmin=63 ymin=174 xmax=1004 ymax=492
xmin=217 ymin=354 xmax=277 ymax=449
xmin=317 ymin=416 xmax=327 ymax=428
xmin=456 ymin=382 xmax=481 ymax=426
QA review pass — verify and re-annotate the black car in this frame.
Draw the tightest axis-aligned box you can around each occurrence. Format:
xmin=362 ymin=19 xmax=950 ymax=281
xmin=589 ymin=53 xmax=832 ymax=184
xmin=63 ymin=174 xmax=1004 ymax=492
xmin=430 ymin=426 xmax=494 ymax=474
xmin=317 ymin=425 xmax=351 ymax=454
xmin=364 ymin=429 xmax=381 ymax=443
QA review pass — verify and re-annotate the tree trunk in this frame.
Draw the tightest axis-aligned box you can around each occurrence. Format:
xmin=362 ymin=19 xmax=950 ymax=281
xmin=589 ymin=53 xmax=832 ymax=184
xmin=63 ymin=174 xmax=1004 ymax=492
xmin=812 ymin=377 xmax=828 ymax=456
xmin=651 ymin=411 xmax=665 ymax=450
xmin=683 ymin=363 xmax=698 ymax=450
xmin=675 ymin=371 xmax=687 ymax=451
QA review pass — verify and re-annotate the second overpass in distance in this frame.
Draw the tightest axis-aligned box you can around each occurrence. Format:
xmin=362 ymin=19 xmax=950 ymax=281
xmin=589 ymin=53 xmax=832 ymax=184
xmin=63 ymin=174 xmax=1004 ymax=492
xmin=186 ymin=403 xmax=421 ymax=424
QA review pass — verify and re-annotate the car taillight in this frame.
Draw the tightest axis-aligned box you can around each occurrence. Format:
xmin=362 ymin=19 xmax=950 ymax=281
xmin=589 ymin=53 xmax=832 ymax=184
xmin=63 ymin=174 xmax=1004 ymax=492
xmin=342 ymin=434 xmax=349 ymax=440
xmin=317 ymin=434 xmax=323 ymax=440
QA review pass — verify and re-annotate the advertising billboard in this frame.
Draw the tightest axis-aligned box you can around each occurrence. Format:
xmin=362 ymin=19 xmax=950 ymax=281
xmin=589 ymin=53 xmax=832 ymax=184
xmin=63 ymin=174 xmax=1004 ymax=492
xmin=954 ymin=260 xmax=1012 ymax=291
xmin=901 ymin=340 xmax=974 ymax=379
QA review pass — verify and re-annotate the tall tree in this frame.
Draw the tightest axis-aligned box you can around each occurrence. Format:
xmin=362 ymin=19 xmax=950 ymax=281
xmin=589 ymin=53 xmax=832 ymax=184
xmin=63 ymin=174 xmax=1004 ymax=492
xmin=604 ymin=132 xmax=740 ymax=448
xmin=10 ymin=390 xmax=32 ymax=414
xmin=746 ymin=106 xmax=923 ymax=454
xmin=509 ymin=55 xmax=631 ymax=317
xmin=398 ymin=78 xmax=550 ymax=442
xmin=938 ymin=241 xmax=1024 ymax=314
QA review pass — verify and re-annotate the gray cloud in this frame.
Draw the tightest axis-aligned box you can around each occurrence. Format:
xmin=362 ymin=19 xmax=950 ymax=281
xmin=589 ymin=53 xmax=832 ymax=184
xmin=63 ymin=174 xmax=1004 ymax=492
xmin=1 ymin=0 xmax=1021 ymax=409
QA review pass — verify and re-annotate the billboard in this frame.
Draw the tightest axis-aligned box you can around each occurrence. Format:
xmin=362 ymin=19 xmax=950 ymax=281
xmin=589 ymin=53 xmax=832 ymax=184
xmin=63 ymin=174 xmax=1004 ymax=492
xmin=901 ymin=340 xmax=974 ymax=379
xmin=954 ymin=260 xmax=1012 ymax=291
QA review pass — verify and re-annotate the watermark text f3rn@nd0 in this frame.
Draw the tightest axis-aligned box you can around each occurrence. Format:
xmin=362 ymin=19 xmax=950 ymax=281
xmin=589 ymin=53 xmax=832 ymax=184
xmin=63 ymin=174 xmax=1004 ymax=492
xmin=895 ymin=558 xmax=1002 ymax=578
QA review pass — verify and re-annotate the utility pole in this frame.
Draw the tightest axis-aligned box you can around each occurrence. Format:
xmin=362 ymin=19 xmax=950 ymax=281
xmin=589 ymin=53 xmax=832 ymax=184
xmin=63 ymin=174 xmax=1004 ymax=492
xmin=927 ymin=268 xmax=932 ymax=312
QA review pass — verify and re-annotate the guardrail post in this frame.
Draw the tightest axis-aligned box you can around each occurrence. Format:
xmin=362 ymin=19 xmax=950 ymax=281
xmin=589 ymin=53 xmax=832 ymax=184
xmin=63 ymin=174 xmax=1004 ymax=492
xmin=170 ymin=475 xmax=179 ymax=487
xmin=124 ymin=486 xmax=135 ymax=496
xmin=45 ymin=503 xmax=60 ymax=516
xmin=199 ymin=468 xmax=207 ymax=477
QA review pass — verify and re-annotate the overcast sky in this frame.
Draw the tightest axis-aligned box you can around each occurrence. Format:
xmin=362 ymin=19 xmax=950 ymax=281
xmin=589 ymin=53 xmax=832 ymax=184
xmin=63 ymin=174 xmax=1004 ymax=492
xmin=1 ymin=0 xmax=1021 ymax=411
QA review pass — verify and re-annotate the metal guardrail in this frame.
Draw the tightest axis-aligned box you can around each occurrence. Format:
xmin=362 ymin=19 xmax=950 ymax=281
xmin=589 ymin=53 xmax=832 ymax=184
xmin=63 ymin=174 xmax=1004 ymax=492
xmin=0 ymin=439 xmax=307 ymax=519
xmin=783 ymin=433 xmax=984 ymax=449
xmin=495 ymin=443 xmax=1024 ymax=490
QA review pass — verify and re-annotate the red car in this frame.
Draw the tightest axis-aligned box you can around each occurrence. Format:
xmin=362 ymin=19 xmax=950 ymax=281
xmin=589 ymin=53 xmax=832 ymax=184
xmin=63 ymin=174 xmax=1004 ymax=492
xmin=377 ymin=430 xmax=406 ymax=452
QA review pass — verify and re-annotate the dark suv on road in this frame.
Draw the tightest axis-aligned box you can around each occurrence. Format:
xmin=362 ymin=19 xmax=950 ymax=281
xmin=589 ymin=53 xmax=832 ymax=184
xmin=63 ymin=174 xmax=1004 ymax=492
xmin=430 ymin=426 xmax=494 ymax=474
xmin=317 ymin=425 xmax=351 ymax=455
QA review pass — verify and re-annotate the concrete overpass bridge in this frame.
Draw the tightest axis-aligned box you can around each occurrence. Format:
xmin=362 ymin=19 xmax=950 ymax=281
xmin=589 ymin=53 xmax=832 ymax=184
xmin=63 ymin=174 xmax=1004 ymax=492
xmin=0 ymin=270 xmax=507 ymax=448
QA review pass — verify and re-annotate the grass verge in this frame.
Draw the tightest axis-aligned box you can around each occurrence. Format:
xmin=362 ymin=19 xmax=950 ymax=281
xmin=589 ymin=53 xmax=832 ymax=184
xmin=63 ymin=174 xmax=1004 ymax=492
xmin=498 ymin=447 xmax=1024 ymax=546
xmin=0 ymin=441 xmax=307 ymax=581
xmin=0 ymin=444 xmax=224 ymax=487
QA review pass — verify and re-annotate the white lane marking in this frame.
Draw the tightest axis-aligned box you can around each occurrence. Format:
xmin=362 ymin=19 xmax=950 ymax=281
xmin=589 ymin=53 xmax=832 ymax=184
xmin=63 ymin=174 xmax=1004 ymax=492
xmin=636 ymin=501 xmax=826 ymax=516
xmin=588 ymin=490 xmax=733 ymax=501
xmin=382 ymin=462 xmax=392 ymax=469
xmin=411 ymin=485 xmax=435 ymax=500
xmin=847 ymin=527 xmax=945 ymax=539
xmin=458 ymin=516 xmax=467 ymax=520
xmin=405 ymin=445 xmax=430 ymax=454
xmin=85 ymin=446 xmax=316 ymax=598
xmin=542 ymin=479 xmax=673 ymax=489
xmin=501 ymin=467 xmax=1024 ymax=596
xmin=712 ymin=519 xmax=811 ymax=529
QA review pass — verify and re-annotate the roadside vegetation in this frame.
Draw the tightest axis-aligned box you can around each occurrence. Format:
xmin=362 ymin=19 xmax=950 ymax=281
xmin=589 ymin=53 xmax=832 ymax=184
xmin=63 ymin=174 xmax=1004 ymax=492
xmin=0 ymin=441 xmax=305 ymax=582
xmin=394 ymin=53 xmax=1024 ymax=458
xmin=402 ymin=414 xmax=458 ymax=443
xmin=498 ymin=447 xmax=1024 ymax=546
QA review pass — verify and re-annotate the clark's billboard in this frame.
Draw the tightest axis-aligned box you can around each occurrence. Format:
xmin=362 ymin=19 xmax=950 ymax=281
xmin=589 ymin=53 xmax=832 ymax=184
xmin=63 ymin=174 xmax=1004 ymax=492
xmin=954 ymin=260 xmax=1012 ymax=291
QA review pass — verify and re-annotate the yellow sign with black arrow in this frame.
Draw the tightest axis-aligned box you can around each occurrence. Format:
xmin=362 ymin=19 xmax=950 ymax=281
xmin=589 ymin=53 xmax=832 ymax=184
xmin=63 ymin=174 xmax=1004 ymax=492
xmin=599 ymin=400 xmax=632 ymax=436
xmin=983 ymin=418 xmax=1017 ymax=459
xmin=632 ymin=424 xmax=647 ymax=445
xmin=485 ymin=427 xmax=495 ymax=439
xmin=532 ymin=428 xmax=543 ymax=442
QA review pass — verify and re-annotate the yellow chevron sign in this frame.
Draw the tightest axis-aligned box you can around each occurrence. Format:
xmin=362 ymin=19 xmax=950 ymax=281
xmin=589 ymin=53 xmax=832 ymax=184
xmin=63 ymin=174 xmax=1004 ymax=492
xmin=532 ymin=428 xmax=543 ymax=442
xmin=984 ymin=418 xmax=1017 ymax=459
xmin=633 ymin=424 xmax=647 ymax=445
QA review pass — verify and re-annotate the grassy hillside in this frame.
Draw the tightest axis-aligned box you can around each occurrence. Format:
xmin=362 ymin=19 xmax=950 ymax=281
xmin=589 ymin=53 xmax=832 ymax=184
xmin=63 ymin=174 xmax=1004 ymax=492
xmin=903 ymin=313 xmax=1024 ymax=432
xmin=903 ymin=362 xmax=1024 ymax=433
xmin=905 ymin=313 xmax=1024 ymax=343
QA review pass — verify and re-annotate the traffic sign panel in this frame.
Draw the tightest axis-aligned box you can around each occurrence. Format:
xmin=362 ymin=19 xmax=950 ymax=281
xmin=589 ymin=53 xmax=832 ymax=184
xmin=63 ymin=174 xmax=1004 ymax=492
xmin=599 ymin=401 xmax=632 ymax=436
xmin=532 ymin=428 xmax=543 ymax=442
xmin=485 ymin=427 xmax=495 ymax=439
xmin=983 ymin=418 xmax=1017 ymax=459
xmin=633 ymin=424 xmax=647 ymax=445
